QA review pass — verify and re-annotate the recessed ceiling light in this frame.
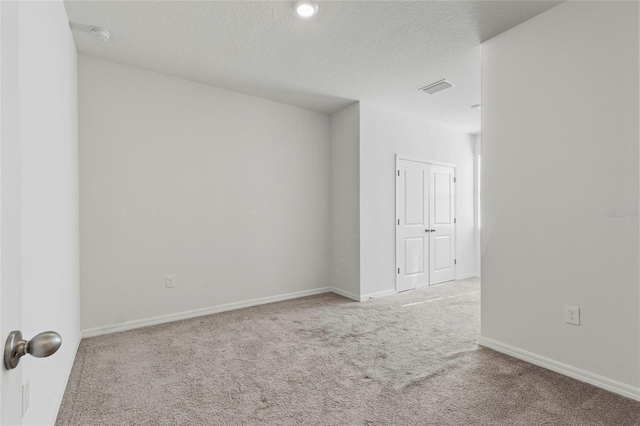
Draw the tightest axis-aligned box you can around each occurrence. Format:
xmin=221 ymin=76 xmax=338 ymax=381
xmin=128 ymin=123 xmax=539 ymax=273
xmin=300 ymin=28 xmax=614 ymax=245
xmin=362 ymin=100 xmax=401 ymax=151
xmin=89 ymin=27 xmax=110 ymax=42
xmin=471 ymin=104 xmax=481 ymax=110
xmin=295 ymin=1 xmax=318 ymax=18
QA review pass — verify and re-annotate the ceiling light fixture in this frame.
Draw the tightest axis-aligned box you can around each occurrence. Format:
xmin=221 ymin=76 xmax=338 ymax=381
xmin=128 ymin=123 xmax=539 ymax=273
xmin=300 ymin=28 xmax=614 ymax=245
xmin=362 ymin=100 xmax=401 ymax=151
xmin=471 ymin=104 xmax=481 ymax=110
xmin=294 ymin=1 xmax=318 ymax=18
xmin=89 ymin=27 xmax=111 ymax=42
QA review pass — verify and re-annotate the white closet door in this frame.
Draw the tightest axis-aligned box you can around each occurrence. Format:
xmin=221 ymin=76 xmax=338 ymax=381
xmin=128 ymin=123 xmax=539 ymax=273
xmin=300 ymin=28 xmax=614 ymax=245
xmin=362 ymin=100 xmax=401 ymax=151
xmin=396 ymin=159 xmax=429 ymax=292
xmin=429 ymin=164 xmax=456 ymax=284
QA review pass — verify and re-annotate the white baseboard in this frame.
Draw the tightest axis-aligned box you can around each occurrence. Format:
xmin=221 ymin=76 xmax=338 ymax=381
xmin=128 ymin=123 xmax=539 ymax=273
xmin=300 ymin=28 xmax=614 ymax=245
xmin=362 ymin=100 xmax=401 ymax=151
xmin=330 ymin=287 xmax=360 ymax=302
xmin=455 ymin=273 xmax=479 ymax=280
xmin=479 ymin=336 xmax=640 ymax=402
xmin=82 ymin=287 xmax=332 ymax=338
xmin=50 ymin=332 xmax=82 ymax=425
xmin=360 ymin=289 xmax=396 ymax=301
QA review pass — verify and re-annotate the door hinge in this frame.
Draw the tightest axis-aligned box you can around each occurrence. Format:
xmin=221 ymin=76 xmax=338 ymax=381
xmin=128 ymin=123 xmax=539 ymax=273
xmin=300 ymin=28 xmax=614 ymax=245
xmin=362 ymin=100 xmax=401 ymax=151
xmin=398 ymin=268 xmax=400 ymax=274
xmin=454 ymin=177 xmax=456 ymax=183
xmin=455 ymin=259 xmax=457 ymax=265
xmin=397 ymin=219 xmax=400 ymax=225
xmin=397 ymin=170 xmax=400 ymax=177
xmin=454 ymin=218 xmax=457 ymax=224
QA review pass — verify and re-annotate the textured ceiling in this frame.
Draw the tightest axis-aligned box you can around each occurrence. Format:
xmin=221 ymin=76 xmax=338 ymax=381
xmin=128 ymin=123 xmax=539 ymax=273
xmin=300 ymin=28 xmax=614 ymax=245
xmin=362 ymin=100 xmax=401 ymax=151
xmin=64 ymin=1 xmax=561 ymax=134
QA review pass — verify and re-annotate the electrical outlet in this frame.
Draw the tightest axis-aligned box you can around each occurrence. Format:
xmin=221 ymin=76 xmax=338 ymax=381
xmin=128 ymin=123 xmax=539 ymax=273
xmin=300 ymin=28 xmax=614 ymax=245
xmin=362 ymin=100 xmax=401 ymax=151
xmin=166 ymin=275 xmax=175 ymax=288
xmin=22 ymin=377 xmax=30 ymax=416
xmin=565 ymin=305 xmax=580 ymax=326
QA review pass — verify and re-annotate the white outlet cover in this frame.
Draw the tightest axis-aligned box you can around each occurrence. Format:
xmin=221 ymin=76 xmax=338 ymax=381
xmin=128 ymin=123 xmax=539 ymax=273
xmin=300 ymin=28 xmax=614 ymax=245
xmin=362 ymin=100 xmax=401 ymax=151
xmin=166 ymin=275 xmax=175 ymax=288
xmin=564 ymin=305 xmax=580 ymax=326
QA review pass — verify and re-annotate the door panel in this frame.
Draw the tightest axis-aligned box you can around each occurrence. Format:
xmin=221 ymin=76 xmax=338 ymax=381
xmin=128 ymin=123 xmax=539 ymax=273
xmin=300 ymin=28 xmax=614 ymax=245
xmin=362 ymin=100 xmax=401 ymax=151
xmin=404 ymin=237 xmax=425 ymax=275
xmin=434 ymin=172 xmax=452 ymax=223
xmin=429 ymin=165 xmax=456 ymax=284
xmin=396 ymin=160 xmax=429 ymax=292
xmin=433 ymin=236 xmax=452 ymax=271
xmin=404 ymin=168 xmax=424 ymax=224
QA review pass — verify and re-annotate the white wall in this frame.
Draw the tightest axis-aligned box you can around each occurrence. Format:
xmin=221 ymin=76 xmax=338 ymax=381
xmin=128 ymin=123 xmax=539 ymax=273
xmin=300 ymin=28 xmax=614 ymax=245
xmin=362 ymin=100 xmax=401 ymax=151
xmin=481 ymin=0 xmax=639 ymax=397
xmin=19 ymin=1 xmax=81 ymax=424
xmin=359 ymin=103 xmax=476 ymax=298
xmin=330 ymin=103 xmax=361 ymax=301
xmin=79 ymin=56 xmax=332 ymax=333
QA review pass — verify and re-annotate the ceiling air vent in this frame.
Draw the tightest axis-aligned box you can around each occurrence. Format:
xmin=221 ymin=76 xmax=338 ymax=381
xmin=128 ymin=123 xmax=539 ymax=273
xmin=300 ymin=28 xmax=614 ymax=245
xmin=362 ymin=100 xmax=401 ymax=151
xmin=420 ymin=79 xmax=454 ymax=95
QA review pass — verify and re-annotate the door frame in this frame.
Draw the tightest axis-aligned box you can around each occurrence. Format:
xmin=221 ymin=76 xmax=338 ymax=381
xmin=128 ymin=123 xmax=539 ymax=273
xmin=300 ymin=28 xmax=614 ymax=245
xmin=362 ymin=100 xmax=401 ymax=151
xmin=395 ymin=154 xmax=457 ymax=293
xmin=1 ymin=2 xmax=25 ymax=423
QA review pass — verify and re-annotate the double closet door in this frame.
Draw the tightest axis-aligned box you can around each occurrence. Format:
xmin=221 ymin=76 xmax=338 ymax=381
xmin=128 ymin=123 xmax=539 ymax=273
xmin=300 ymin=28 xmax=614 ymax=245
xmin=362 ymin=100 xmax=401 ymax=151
xmin=396 ymin=158 xmax=456 ymax=292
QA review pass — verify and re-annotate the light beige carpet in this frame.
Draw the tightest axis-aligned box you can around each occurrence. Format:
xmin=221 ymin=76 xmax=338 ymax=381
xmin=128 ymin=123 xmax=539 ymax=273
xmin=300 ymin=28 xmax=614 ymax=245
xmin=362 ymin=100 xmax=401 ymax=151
xmin=57 ymin=279 xmax=640 ymax=425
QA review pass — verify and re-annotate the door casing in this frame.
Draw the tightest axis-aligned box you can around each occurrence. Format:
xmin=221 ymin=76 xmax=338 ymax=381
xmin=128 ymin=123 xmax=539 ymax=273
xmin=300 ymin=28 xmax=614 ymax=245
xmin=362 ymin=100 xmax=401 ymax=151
xmin=1 ymin=1 xmax=25 ymax=424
